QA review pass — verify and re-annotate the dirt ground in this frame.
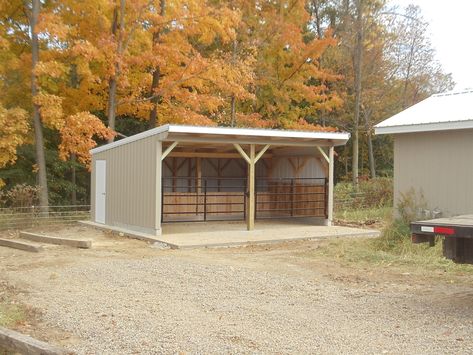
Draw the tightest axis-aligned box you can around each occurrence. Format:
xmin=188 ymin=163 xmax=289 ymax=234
xmin=1 ymin=225 xmax=473 ymax=354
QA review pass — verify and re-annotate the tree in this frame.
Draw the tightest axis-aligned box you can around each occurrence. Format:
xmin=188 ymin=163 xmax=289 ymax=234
xmin=0 ymin=0 xmax=114 ymax=203
xmin=0 ymin=105 xmax=29 ymax=188
xmin=30 ymin=0 xmax=49 ymax=207
xmin=231 ymin=0 xmax=342 ymax=130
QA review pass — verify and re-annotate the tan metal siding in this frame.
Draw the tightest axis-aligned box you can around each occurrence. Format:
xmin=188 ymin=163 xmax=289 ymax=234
xmin=92 ymin=136 xmax=157 ymax=233
xmin=272 ymin=147 xmax=327 ymax=179
xmin=394 ymin=129 xmax=473 ymax=217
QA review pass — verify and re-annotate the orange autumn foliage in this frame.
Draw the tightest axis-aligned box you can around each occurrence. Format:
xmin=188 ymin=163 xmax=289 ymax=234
xmin=59 ymin=112 xmax=115 ymax=168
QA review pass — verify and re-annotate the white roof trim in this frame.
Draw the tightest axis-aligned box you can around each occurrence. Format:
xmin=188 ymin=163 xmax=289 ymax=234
xmin=375 ymin=89 xmax=473 ymax=135
xmin=375 ymin=120 xmax=473 ymax=135
xmin=91 ymin=124 xmax=350 ymax=154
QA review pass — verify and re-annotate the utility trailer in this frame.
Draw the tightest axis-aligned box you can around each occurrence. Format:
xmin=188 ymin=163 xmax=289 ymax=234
xmin=411 ymin=215 xmax=473 ymax=263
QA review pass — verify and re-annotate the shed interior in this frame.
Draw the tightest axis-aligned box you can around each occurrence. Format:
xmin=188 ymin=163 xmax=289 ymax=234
xmin=161 ymin=142 xmax=328 ymax=223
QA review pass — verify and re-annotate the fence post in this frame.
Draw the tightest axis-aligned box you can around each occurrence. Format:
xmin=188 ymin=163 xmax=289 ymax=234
xmin=255 ymin=181 xmax=258 ymax=220
xmin=161 ymin=178 xmax=164 ymax=223
xmin=243 ymin=178 xmax=247 ymax=219
xmin=290 ymin=178 xmax=295 ymax=217
xmin=204 ymin=179 xmax=207 ymax=222
xmin=324 ymin=178 xmax=328 ymax=218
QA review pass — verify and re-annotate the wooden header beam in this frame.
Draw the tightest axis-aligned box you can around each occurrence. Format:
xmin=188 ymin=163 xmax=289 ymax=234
xmin=168 ymin=151 xmax=272 ymax=159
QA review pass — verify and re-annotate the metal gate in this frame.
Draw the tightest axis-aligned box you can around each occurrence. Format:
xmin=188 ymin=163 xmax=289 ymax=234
xmin=162 ymin=176 xmax=327 ymax=222
xmin=255 ymin=178 xmax=328 ymax=219
xmin=162 ymin=177 xmax=247 ymax=222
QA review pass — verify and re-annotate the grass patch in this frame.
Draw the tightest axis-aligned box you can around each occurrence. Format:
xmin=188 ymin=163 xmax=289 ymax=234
xmin=0 ymin=301 xmax=27 ymax=328
xmin=335 ymin=206 xmax=392 ymax=225
xmin=0 ymin=282 xmax=29 ymax=328
xmin=308 ymin=234 xmax=473 ymax=275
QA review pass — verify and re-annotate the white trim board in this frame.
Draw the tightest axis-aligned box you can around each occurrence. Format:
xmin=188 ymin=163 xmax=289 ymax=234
xmin=375 ymin=120 xmax=473 ymax=135
xmin=91 ymin=124 xmax=350 ymax=155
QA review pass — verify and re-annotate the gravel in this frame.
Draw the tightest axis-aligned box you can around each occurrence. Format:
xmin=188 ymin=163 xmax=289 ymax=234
xmin=5 ymin=251 xmax=473 ymax=354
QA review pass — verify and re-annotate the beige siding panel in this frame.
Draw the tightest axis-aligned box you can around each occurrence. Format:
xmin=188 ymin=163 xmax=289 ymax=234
xmin=92 ymin=135 xmax=157 ymax=234
xmin=272 ymin=157 xmax=326 ymax=179
xmin=394 ymin=129 xmax=473 ymax=217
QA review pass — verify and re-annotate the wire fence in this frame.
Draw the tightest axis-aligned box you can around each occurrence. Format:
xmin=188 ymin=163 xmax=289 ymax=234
xmin=334 ymin=192 xmax=379 ymax=211
xmin=0 ymin=205 xmax=91 ymax=231
xmin=0 ymin=193 xmax=388 ymax=232
xmin=333 ymin=192 xmax=392 ymax=212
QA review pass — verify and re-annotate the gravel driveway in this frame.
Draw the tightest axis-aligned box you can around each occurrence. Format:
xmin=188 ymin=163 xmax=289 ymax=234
xmin=3 ymin=236 xmax=473 ymax=355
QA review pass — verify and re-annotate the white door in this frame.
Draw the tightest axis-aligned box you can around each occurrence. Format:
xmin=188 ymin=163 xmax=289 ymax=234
xmin=95 ymin=160 xmax=106 ymax=224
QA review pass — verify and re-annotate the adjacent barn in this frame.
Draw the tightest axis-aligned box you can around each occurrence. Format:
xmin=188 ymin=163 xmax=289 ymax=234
xmin=90 ymin=125 xmax=350 ymax=236
xmin=375 ymin=89 xmax=473 ymax=217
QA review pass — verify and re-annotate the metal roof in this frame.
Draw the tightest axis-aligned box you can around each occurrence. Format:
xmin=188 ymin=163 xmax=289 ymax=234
xmin=91 ymin=124 xmax=350 ymax=154
xmin=375 ymin=89 xmax=473 ymax=135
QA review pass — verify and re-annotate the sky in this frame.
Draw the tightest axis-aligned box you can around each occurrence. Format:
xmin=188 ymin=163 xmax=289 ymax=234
xmin=393 ymin=0 xmax=473 ymax=90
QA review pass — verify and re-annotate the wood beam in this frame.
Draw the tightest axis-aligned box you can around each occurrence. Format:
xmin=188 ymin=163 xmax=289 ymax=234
xmin=233 ymin=144 xmax=251 ymax=164
xmin=327 ymin=146 xmax=334 ymax=226
xmin=254 ymin=144 xmax=270 ymax=163
xmin=161 ymin=141 xmax=178 ymax=161
xmin=168 ymin=151 xmax=272 ymax=159
xmin=247 ymin=144 xmax=255 ymax=231
xmin=317 ymin=146 xmax=329 ymax=163
xmin=196 ymin=157 xmax=202 ymax=195
xmin=165 ymin=136 xmax=333 ymax=147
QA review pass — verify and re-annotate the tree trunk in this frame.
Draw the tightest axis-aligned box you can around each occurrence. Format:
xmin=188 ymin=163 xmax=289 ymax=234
xmin=352 ymin=0 xmax=363 ymax=187
xmin=71 ymin=154 xmax=77 ymax=205
xmin=363 ymin=108 xmax=376 ymax=179
xmin=107 ymin=0 xmax=125 ymax=142
xmin=148 ymin=65 xmax=161 ymax=129
xmin=402 ymin=50 xmax=414 ymax=109
xmin=148 ymin=0 xmax=166 ymax=129
xmin=311 ymin=0 xmax=323 ymax=38
xmin=30 ymin=0 xmax=49 ymax=208
xmin=230 ymin=38 xmax=238 ymax=127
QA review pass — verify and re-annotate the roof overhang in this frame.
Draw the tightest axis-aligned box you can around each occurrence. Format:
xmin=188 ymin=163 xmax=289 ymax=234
xmin=375 ymin=120 xmax=473 ymax=135
xmin=91 ymin=124 xmax=350 ymax=155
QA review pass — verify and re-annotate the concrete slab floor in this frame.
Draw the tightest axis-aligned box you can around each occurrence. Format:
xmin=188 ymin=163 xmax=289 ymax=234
xmin=160 ymin=218 xmax=380 ymax=249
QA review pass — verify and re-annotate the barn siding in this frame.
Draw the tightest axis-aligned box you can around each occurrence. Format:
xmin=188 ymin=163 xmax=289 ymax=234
xmin=91 ymin=135 xmax=158 ymax=234
xmin=394 ymin=129 xmax=473 ymax=217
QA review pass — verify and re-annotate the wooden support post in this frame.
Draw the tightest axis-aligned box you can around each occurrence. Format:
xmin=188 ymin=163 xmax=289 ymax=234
xmin=326 ymin=146 xmax=334 ymax=226
xmin=196 ymin=157 xmax=202 ymax=193
xmin=187 ymin=158 xmax=192 ymax=192
xmin=217 ymin=159 xmax=221 ymax=192
xmin=196 ymin=157 xmax=202 ymax=215
xmin=248 ymin=144 xmax=255 ymax=231
xmin=172 ymin=158 xmax=177 ymax=192
xmin=233 ymin=144 xmax=268 ymax=231
xmin=155 ymin=140 xmax=162 ymax=235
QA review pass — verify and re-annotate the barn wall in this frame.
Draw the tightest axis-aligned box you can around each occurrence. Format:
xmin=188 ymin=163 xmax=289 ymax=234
xmin=91 ymin=135 xmax=159 ymax=234
xmin=394 ymin=129 xmax=473 ymax=217
xmin=271 ymin=147 xmax=327 ymax=180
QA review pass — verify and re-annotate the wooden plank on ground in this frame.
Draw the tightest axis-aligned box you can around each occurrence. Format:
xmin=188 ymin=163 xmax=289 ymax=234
xmin=0 ymin=238 xmax=43 ymax=253
xmin=0 ymin=326 xmax=67 ymax=355
xmin=19 ymin=231 xmax=92 ymax=249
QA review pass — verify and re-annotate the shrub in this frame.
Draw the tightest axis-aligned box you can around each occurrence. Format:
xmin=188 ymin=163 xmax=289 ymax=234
xmin=375 ymin=188 xmax=427 ymax=252
xmin=0 ymin=184 xmax=41 ymax=208
xmin=334 ymin=177 xmax=393 ymax=210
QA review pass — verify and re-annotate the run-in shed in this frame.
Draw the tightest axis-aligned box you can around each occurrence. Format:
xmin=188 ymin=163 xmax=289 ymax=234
xmin=375 ymin=89 xmax=473 ymax=217
xmin=90 ymin=124 xmax=350 ymax=236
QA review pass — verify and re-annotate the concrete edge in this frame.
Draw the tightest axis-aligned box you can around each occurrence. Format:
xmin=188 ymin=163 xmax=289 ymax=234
xmin=173 ymin=230 xmax=381 ymax=250
xmin=0 ymin=238 xmax=43 ymax=253
xmin=0 ymin=326 xmax=69 ymax=355
xmin=78 ymin=221 xmax=178 ymax=249
xmin=19 ymin=232 xmax=92 ymax=249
